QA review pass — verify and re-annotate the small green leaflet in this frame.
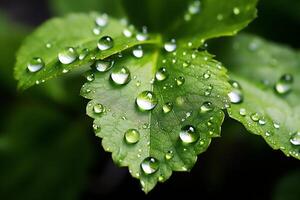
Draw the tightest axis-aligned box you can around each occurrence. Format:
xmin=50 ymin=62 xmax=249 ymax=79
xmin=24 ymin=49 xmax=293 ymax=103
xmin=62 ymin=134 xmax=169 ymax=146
xmin=217 ymin=34 xmax=300 ymax=159
xmin=81 ymin=46 xmax=230 ymax=192
xmin=14 ymin=13 xmax=158 ymax=90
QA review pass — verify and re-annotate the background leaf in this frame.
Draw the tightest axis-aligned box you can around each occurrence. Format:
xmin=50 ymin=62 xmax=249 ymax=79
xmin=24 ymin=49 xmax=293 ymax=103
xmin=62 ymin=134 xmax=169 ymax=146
xmin=81 ymin=45 xmax=231 ymax=192
xmin=15 ymin=13 xmax=159 ymax=90
xmin=213 ymin=34 xmax=300 ymax=159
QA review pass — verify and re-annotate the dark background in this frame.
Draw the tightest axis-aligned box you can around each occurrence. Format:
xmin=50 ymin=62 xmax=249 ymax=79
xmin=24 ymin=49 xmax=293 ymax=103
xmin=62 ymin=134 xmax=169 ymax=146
xmin=0 ymin=0 xmax=299 ymax=199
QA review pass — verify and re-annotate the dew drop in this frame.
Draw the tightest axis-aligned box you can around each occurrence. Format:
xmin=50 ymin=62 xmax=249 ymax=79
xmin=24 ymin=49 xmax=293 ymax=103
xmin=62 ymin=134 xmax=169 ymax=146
xmin=86 ymin=73 xmax=95 ymax=82
xmin=273 ymin=122 xmax=280 ymax=129
xmin=92 ymin=26 xmax=101 ymax=35
xmin=179 ymin=125 xmax=199 ymax=144
xmin=265 ymin=131 xmax=273 ymax=137
xmin=188 ymin=0 xmax=201 ymax=14
xmin=98 ymin=36 xmax=114 ymax=50
xmin=155 ymin=67 xmax=169 ymax=81
xmin=164 ymin=39 xmax=177 ymax=52
xmin=95 ymin=14 xmax=108 ymax=27
xmin=141 ymin=157 xmax=159 ymax=175
xmin=94 ymin=60 xmax=114 ymax=72
xmin=203 ymin=71 xmax=211 ymax=79
xmin=110 ymin=66 xmax=131 ymax=85
xmin=93 ymin=103 xmax=105 ymax=114
xmin=239 ymin=108 xmax=247 ymax=116
xmin=58 ymin=47 xmax=78 ymax=64
xmin=175 ymin=76 xmax=185 ymax=86
xmin=200 ymin=102 xmax=213 ymax=114
xmin=275 ymin=74 xmax=293 ymax=95
xmin=228 ymin=80 xmax=243 ymax=104
xmin=290 ymin=132 xmax=300 ymax=145
xmin=258 ymin=118 xmax=266 ymax=125
xmin=123 ymin=28 xmax=133 ymax=38
xmin=165 ymin=151 xmax=174 ymax=160
xmin=79 ymin=48 xmax=89 ymax=60
xmin=136 ymin=27 xmax=148 ymax=41
xmin=250 ymin=113 xmax=260 ymax=122
xmin=233 ymin=7 xmax=240 ymax=15
xmin=132 ymin=45 xmax=144 ymax=58
xmin=124 ymin=129 xmax=140 ymax=144
xmin=27 ymin=57 xmax=44 ymax=72
xmin=136 ymin=91 xmax=158 ymax=111
xmin=162 ymin=102 xmax=173 ymax=114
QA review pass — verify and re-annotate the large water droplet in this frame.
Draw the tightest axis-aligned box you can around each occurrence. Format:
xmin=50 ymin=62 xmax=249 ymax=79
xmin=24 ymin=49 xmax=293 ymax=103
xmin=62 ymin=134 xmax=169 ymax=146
xmin=275 ymin=74 xmax=293 ymax=95
xmin=132 ymin=46 xmax=143 ymax=58
xmin=175 ymin=76 xmax=185 ymax=86
xmin=179 ymin=125 xmax=199 ymax=144
xmin=110 ymin=66 xmax=131 ymax=85
xmin=93 ymin=103 xmax=105 ymax=114
xmin=94 ymin=60 xmax=114 ymax=72
xmin=155 ymin=67 xmax=169 ymax=81
xmin=290 ymin=131 xmax=300 ymax=146
xmin=200 ymin=102 xmax=213 ymax=114
xmin=136 ymin=91 xmax=158 ymax=111
xmin=141 ymin=157 xmax=159 ymax=175
xmin=162 ymin=102 xmax=173 ymax=114
xmin=95 ymin=14 xmax=108 ymax=27
xmin=27 ymin=57 xmax=44 ymax=72
xmin=98 ymin=36 xmax=114 ymax=50
xmin=124 ymin=129 xmax=140 ymax=144
xmin=228 ymin=80 xmax=243 ymax=104
xmin=58 ymin=47 xmax=78 ymax=64
xmin=164 ymin=39 xmax=177 ymax=52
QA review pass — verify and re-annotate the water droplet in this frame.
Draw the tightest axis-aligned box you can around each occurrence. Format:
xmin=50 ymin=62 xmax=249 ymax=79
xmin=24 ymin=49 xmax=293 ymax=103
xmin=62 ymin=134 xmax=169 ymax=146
xmin=228 ymin=80 xmax=243 ymax=104
xmin=93 ymin=103 xmax=105 ymax=114
xmin=217 ymin=14 xmax=224 ymax=21
xmin=203 ymin=71 xmax=211 ymax=79
xmin=93 ymin=123 xmax=100 ymax=132
xmin=98 ymin=36 xmax=114 ymax=50
xmin=175 ymin=76 xmax=185 ymax=86
xmin=182 ymin=61 xmax=190 ymax=68
xmin=79 ymin=48 xmax=89 ymax=60
xmin=273 ymin=122 xmax=280 ymax=129
xmin=46 ymin=43 xmax=52 ymax=48
xmin=27 ymin=57 xmax=44 ymax=72
xmin=265 ymin=131 xmax=273 ymax=137
xmin=94 ymin=60 xmax=114 ymax=72
xmin=188 ymin=0 xmax=201 ymax=14
xmin=136 ymin=80 xmax=141 ymax=87
xmin=123 ymin=28 xmax=133 ymax=38
xmin=258 ymin=118 xmax=266 ymax=125
xmin=95 ymin=14 xmax=108 ymax=27
xmin=136 ymin=91 xmax=158 ymax=111
xmin=158 ymin=176 xmax=165 ymax=182
xmin=124 ymin=129 xmax=140 ymax=144
xmin=165 ymin=151 xmax=174 ymax=160
xmin=155 ymin=67 xmax=168 ymax=81
xmin=239 ymin=108 xmax=247 ymax=116
xmin=162 ymin=102 xmax=173 ymax=114
xmin=233 ymin=7 xmax=240 ymax=15
xmin=290 ymin=132 xmax=300 ymax=145
xmin=136 ymin=32 xmax=148 ymax=41
xmin=141 ymin=157 xmax=159 ymax=175
xmin=110 ymin=66 xmax=131 ymax=85
xmin=275 ymin=74 xmax=293 ymax=95
xmin=179 ymin=125 xmax=199 ymax=144
xmin=62 ymin=69 xmax=69 ymax=73
xmin=132 ymin=46 xmax=143 ymax=58
xmin=164 ymin=39 xmax=177 ymax=52
xmin=93 ymin=26 xmax=101 ymax=35
xmin=86 ymin=73 xmax=95 ymax=82
xmin=200 ymin=102 xmax=213 ymax=114
xmin=58 ymin=47 xmax=78 ymax=64
xmin=250 ymin=113 xmax=260 ymax=122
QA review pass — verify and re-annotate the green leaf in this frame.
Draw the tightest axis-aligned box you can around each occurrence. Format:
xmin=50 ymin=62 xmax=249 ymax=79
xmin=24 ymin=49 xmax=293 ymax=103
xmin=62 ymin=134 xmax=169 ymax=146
xmin=215 ymin=34 xmax=300 ymax=159
xmin=50 ymin=0 xmax=125 ymax=17
xmin=0 ymin=104 xmax=92 ymax=200
xmin=167 ymin=0 xmax=258 ymax=47
xmin=81 ymin=46 xmax=231 ymax=192
xmin=14 ymin=13 xmax=159 ymax=90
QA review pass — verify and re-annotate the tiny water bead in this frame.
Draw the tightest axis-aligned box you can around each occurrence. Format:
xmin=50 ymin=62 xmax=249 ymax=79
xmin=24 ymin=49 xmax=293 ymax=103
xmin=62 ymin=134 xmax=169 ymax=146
xmin=136 ymin=26 xmax=148 ymax=41
xmin=86 ymin=73 xmax=95 ymax=82
xmin=94 ymin=60 xmax=114 ymax=72
xmin=93 ymin=103 xmax=105 ymax=114
xmin=136 ymin=91 xmax=158 ymax=111
xmin=141 ymin=157 xmax=159 ymax=175
xmin=162 ymin=102 xmax=173 ymax=114
xmin=58 ymin=47 xmax=78 ymax=64
xmin=200 ymin=102 xmax=213 ymax=114
xmin=188 ymin=0 xmax=201 ymax=14
xmin=228 ymin=80 xmax=244 ymax=104
xmin=275 ymin=74 xmax=293 ymax=95
xmin=98 ymin=36 xmax=114 ymax=50
xmin=250 ymin=113 xmax=260 ymax=122
xmin=95 ymin=14 xmax=108 ymax=27
xmin=233 ymin=7 xmax=240 ymax=15
xmin=27 ymin=57 xmax=44 ymax=72
xmin=79 ymin=48 xmax=89 ymax=60
xmin=273 ymin=122 xmax=280 ymax=129
xmin=179 ymin=125 xmax=199 ymax=144
xmin=165 ymin=151 xmax=174 ymax=160
xmin=203 ymin=71 xmax=211 ymax=79
xmin=175 ymin=76 xmax=185 ymax=86
xmin=110 ymin=66 xmax=131 ymax=85
xmin=239 ymin=108 xmax=247 ymax=116
xmin=124 ymin=129 xmax=140 ymax=144
xmin=123 ymin=28 xmax=133 ymax=38
xmin=92 ymin=27 xmax=101 ymax=35
xmin=164 ymin=39 xmax=177 ymax=52
xmin=290 ymin=132 xmax=300 ymax=146
xmin=155 ymin=67 xmax=169 ymax=81
xmin=132 ymin=46 xmax=144 ymax=58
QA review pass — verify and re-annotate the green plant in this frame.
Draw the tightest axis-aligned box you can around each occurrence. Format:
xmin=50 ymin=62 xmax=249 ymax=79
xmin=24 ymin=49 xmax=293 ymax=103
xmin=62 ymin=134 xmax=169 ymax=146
xmin=14 ymin=0 xmax=300 ymax=193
